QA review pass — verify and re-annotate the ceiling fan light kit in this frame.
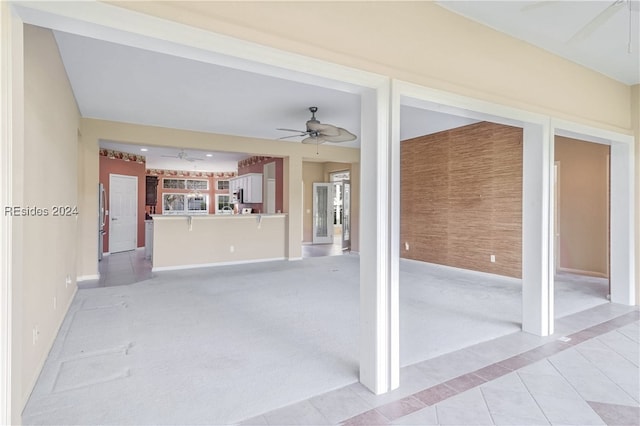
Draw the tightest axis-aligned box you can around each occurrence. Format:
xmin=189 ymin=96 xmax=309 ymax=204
xmin=277 ymin=106 xmax=357 ymax=145
xmin=161 ymin=149 xmax=204 ymax=162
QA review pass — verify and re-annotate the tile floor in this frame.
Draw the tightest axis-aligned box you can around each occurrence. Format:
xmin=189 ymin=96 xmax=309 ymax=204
xmin=302 ymin=225 xmax=347 ymax=258
xmin=79 ymin=248 xmax=153 ymax=289
xmin=302 ymin=241 xmax=346 ymax=258
xmin=241 ymin=307 xmax=639 ymax=426
xmin=34 ymin=251 xmax=637 ymax=425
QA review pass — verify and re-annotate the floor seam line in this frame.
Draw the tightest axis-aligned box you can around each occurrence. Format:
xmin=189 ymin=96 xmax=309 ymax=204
xmin=597 ymin=332 xmax=640 ymax=366
xmin=478 ymin=386 xmax=497 ymax=425
xmin=571 ymin=339 xmax=640 ymax=405
xmin=514 ymin=366 xmax=554 ymax=426
xmin=545 ymin=351 xmax=624 ymax=421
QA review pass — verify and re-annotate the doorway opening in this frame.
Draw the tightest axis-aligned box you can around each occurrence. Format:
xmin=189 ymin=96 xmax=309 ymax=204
xmin=331 ymin=170 xmax=351 ymax=253
xmin=553 ymin=136 xmax=612 ymax=316
xmin=304 ymin=170 xmax=351 ymax=258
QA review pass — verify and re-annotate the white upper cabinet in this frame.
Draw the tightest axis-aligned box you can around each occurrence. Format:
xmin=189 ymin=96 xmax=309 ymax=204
xmin=230 ymin=173 xmax=262 ymax=203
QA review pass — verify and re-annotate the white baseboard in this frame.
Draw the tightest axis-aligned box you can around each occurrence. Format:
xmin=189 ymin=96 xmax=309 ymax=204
xmin=152 ymin=257 xmax=286 ymax=272
xmin=77 ymin=274 xmax=99 ymax=281
xmin=557 ymin=267 xmax=608 ymax=279
xmin=399 ymin=257 xmax=522 ymax=284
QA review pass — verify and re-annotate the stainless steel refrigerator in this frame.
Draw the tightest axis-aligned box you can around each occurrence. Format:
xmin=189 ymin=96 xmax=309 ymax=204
xmin=98 ymin=183 xmax=106 ymax=260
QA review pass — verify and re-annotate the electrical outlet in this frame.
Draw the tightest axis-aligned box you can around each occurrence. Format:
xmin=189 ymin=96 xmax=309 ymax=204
xmin=404 ymin=242 xmax=410 ymax=251
xmin=230 ymin=245 xmax=235 ymax=253
xmin=32 ymin=326 xmax=40 ymax=345
xmin=53 ymin=296 xmax=57 ymax=310
xmin=65 ymin=275 xmax=71 ymax=288
xmin=490 ymin=254 xmax=496 ymax=263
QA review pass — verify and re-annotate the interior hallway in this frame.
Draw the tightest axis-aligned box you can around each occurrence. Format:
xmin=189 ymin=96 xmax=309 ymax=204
xmin=79 ymin=249 xmax=153 ymax=289
xmin=22 ymin=253 xmax=633 ymax=425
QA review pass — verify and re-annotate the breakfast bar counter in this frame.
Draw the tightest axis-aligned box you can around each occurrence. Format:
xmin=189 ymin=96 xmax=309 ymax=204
xmin=150 ymin=214 xmax=287 ymax=271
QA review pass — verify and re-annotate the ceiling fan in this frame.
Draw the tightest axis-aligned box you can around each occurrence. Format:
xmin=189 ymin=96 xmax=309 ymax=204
xmin=161 ymin=150 xmax=204 ymax=162
xmin=277 ymin=107 xmax=357 ymax=145
xmin=524 ymin=0 xmax=638 ymax=52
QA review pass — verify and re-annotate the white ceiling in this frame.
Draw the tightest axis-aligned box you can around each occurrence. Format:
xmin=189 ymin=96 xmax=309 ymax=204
xmin=99 ymin=140 xmax=248 ymax=173
xmin=54 ymin=30 xmax=362 ymax=146
xmin=54 ymin=30 xmax=477 ymax=172
xmin=51 ymin=2 xmax=637 ymax=172
xmin=438 ymin=0 xmax=640 ymax=85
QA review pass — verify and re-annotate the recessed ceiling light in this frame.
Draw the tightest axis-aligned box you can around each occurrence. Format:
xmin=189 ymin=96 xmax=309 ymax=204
xmin=206 ymin=154 xmax=213 ymax=157
xmin=140 ymin=148 xmax=148 ymax=152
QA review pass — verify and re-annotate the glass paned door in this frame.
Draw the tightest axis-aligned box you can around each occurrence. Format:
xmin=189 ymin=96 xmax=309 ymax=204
xmin=342 ymin=180 xmax=351 ymax=251
xmin=313 ymin=182 xmax=333 ymax=244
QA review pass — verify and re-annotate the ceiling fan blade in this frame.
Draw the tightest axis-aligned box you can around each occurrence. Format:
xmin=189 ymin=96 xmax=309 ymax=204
xmin=301 ymin=135 xmax=327 ymax=144
xmin=279 ymin=134 xmax=307 ymax=140
xmin=306 ymin=121 xmax=341 ymax=137
xmin=186 ymin=158 xmax=204 ymax=162
xmin=568 ymin=0 xmax=625 ymax=44
xmin=520 ymin=1 xmax=562 ymax=12
xmin=277 ymin=128 xmax=308 ymax=133
xmin=320 ymin=127 xmax=357 ymax=143
xmin=161 ymin=155 xmax=179 ymax=158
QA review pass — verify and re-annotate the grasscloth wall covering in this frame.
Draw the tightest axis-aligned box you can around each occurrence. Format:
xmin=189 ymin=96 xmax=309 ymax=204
xmin=401 ymin=122 xmax=523 ymax=278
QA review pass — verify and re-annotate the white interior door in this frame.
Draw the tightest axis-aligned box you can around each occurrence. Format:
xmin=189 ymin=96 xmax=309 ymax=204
xmin=109 ymin=174 xmax=138 ymax=253
xmin=312 ymin=182 xmax=333 ymax=244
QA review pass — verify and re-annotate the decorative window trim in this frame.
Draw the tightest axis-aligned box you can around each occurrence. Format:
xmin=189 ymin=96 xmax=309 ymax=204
xmin=162 ymin=178 xmax=209 ymax=190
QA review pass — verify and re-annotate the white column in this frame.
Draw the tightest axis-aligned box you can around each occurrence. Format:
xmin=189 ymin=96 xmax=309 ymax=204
xmin=0 ymin=4 xmax=12 ymax=423
xmin=610 ymin=141 xmax=636 ymax=304
xmin=359 ymin=81 xmax=398 ymax=394
xmin=522 ymin=123 xmax=554 ymax=336
xmin=0 ymin=4 xmax=24 ymax=424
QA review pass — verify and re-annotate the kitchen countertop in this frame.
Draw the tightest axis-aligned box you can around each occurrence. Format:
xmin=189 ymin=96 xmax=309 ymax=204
xmin=151 ymin=213 xmax=287 ymax=219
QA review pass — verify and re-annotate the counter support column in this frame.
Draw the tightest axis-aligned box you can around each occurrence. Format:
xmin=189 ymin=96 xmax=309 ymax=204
xmin=284 ymin=155 xmax=303 ymax=260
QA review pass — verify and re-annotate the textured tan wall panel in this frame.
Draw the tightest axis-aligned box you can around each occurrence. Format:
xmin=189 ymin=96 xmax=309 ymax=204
xmin=555 ymin=137 xmax=609 ymax=276
xmin=400 ymin=121 xmax=523 ymax=278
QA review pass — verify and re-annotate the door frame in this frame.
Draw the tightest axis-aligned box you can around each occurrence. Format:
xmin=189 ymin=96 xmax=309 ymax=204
xmin=108 ymin=173 xmax=138 ymax=253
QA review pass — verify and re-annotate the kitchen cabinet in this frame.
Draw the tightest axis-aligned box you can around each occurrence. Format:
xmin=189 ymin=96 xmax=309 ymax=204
xmin=229 ymin=177 xmax=240 ymax=194
xmin=230 ymin=173 xmax=262 ymax=203
xmin=145 ymin=176 xmax=158 ymax=213
xmin=244 ymin=173 xmax=263 ymax=203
